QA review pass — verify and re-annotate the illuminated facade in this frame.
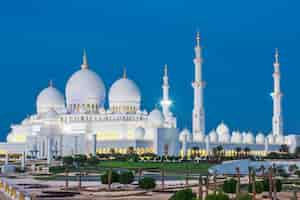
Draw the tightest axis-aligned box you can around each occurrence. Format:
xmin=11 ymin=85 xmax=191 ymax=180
xmin=2 ymin=33 xmax=300 ymax=163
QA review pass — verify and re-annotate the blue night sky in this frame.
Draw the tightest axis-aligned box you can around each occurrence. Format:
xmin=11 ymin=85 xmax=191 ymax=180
xmin=0 ymin=0 xmax=299 ymax=141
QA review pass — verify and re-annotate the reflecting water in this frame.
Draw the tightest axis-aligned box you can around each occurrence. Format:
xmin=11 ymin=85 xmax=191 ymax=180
xmin=209 ymin=159 xmax=300 ymax=175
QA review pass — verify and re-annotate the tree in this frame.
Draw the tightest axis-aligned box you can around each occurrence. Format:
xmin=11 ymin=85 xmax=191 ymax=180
xmin=169 ymin=188 xmax=196 ymax=200
xmin=244 ymin=147 xmax=251 ymax=157
xmin=119 ymin=171 xmax=134 ymax=184
xmin=62 ymin=156 xmax=74 ymax=191
xmin=222 ymin=178 xmax=237 ymax=194
xmin=138 ymin=177 xmax=156 ymax=190
xmin=109 ymin=148 xmax=116 ymax=154
xmin=205 ymin=192 xmax=230 ymax=200
xmin=248 ymin=181 xmax=264 ymax=194
xmin=127 ymin=146 xmax=135 ymax=154
xmin=73 ymin=154 xmax=87 ymax=189
xmin=191 ymin=147 xmax=200 ymax=158
xmin=235 ymin=147 xmax=242 ymax=159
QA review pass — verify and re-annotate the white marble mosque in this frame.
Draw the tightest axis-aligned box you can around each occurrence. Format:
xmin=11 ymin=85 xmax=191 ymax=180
xmin=2 ymin=33 xmax=300 ymax=164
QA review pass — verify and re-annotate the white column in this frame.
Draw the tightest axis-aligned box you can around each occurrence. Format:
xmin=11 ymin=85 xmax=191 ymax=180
xmin=271 ymin=48 xmax=283 ymax=136
xmin=205 ymin=136 xmax=210 ymax=155
xmin=59 ymin=135 xmax=63 ymax=157
xmin=264 ymin=138 xmax=269 ymax=154
xmin=92 ymin=134 xmax=97 ymax=156
xmin=192 ymin=32 xmax=205 ymax=140
xmin=21 ymin=152 xmax=26 ymax=171
xmin=74 ymin=135 xmax=78 ymax=155
xmin=47 ymin=137 xmax=52 ymax=165
xmin=5 ymin=153 xmax=9 ymax=166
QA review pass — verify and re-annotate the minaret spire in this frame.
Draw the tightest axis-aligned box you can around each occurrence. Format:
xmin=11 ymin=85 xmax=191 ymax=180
xmin=81 ymin=48 xmax=89 ymax=69
xmin=123 ymin=66 xmax=127 ymax=79
xmin=49 ymin=80 xmax=53 ymax=87
xmin=271 ymin=48 xmax=283 ymax=136
xmin=161 ymin=64 xmax=171 ymax=119
xmin=192 ymin=32 xmax=205 ymax=141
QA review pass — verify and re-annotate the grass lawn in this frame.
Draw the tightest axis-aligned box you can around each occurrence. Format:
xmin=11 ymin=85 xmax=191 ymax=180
xmin=98 ymin=161 xmax=213 ymax=174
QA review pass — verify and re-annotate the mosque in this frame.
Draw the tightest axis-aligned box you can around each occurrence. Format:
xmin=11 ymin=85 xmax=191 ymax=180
xmin=1 ymin=33 xmax=300 ymax=163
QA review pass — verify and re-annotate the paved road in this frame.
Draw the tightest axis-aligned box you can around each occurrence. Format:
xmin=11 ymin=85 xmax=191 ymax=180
xmin=0 ymin=191 xmax=10 ymax=200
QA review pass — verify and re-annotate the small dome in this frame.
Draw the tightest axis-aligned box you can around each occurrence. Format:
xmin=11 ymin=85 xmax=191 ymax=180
xmin=216 ymin=122 xmax=230 ymax=143
xmin=65 ymin=51 xmax=105 ymax=112
xmin=256 ymin=132 xmax=265 ymax=144
xmin=36 ymin=83 xmax=65 ymax=114
xmin=231 ymin=131 xmax=242 ymax=144
xmin=148 ymin=109 xmax=164 ymax=127
xmin=208 ymin=130 xmax=218 ymax=143
xmin=179 ymin=129 xmax=191 ymax=142
xmin=216 ymin=122 xmax=230 ymax=137
xmin=245 ymin=132 xmax=254 ymax=144
xmin=109 ymin=76 xmax=141 ymax=113
xmin=135 ymin=127 xmax=145 ymax=139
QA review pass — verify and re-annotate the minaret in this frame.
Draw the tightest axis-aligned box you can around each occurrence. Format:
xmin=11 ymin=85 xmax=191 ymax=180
xmin=81 ymin=48 xmax=89 ymax=69
xmin=161 ymin=64 xmax=171 ymax=119
xmin=271 ymin=48 xmax=283 ymax=136
xmin=192 ymin=32 xmax=205 ymax=139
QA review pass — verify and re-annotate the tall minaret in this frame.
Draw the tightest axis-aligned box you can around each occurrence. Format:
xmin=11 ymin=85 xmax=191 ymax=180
xmin=161 ymin=64 xmax=171 ymax=119
xmin=192 ymin=32 xmax=205 ymax=139
xmin=271 ymin=48 xmax=283 ymax=136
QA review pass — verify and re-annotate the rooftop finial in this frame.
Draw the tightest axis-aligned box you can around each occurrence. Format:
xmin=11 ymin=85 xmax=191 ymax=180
xmin=49 ymin=80 xmax=53 ymax=87
xmin=196 ymin=32 xmax=200 ymax=47
xmin=275 ymin=48 xmax=279 ymax=64
xmin=164 ymin=64 xmax=168 ymax=76
xmin=81 ymin=48 xmax=89 ymax=69
xmin=123 ymin=66 xmax=127 ymax=79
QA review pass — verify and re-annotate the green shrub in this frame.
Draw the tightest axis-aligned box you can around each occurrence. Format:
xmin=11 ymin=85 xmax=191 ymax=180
xmin=248 ymin=181 xmax=264 ymax=193
xmin=101 ymin=170 xmax=120 ymax=184
xmin=295 ymin=170 xmax=300 ymax=177
xmin=119 ymin=171 xmax=134 ymax=184
xmin=205 ymin=192 xmax=230 ymax=200
xmin=237 ymin=193 xmax=251 ymax=200
xmin=138 ymin=177 xmax=156 ymax=190
xmin=49 ymin=166 xmax=66 ymax=174
xmin=169 ymin=188 xmax=196 ymax=200
xmin=263 ymin=178 xmax=282 ymax=192
xmin=222 ymin=178 xmax=237 ymax=193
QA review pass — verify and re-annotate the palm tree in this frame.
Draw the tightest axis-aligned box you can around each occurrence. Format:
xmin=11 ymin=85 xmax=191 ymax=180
xmin=235 ymin=147 xmax=242 ymax=159
xmin=62 ymin=156 xmax=74 ymax=191
xmin=215 ymin=145 xmax=224 ymax=160
xmin=109 ymin=148 xmax=116 ymax=155
xmin=244 ymin=147 xmax=251 ymax=157
xmin=127 ymin=146 xmax=135 ymax=154
xmin=73 ymin=154 xmax=87 ymax=189
xmin=191 ymin=147 xmax=200 ymax=159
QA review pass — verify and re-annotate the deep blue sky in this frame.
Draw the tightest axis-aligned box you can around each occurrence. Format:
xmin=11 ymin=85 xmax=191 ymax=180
xmin=0 ymin=0 xmax=299 ymax=141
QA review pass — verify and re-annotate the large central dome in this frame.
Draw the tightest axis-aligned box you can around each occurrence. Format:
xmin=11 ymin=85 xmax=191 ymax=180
xmin=65 ymin=50 xmax=106 ymax=113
